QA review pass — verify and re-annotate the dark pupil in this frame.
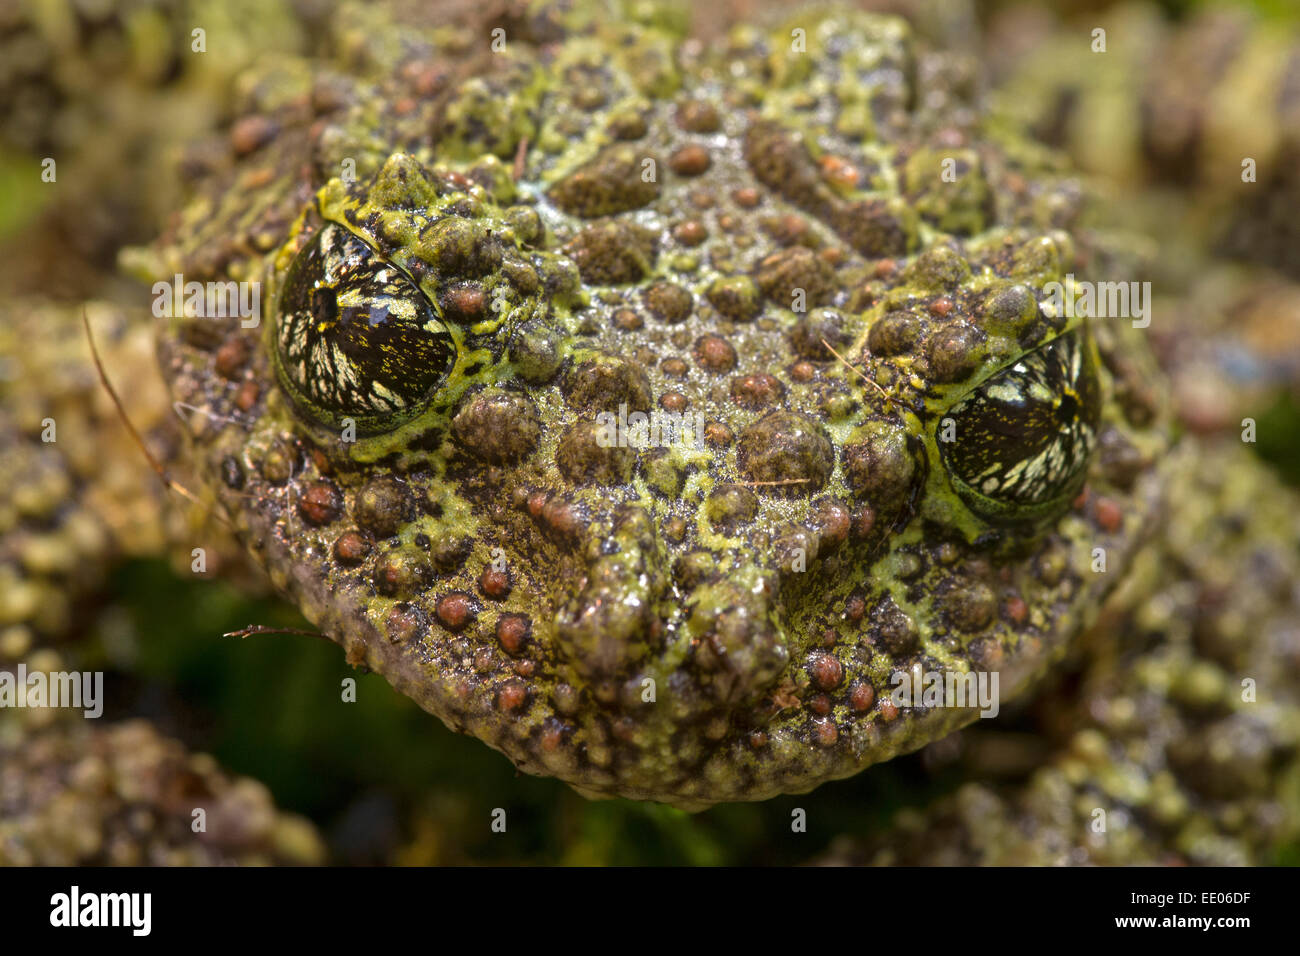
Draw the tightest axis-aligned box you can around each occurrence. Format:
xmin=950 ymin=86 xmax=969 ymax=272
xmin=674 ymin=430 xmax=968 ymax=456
xmin=1057 ymin=391 xmax=1078 ymax=421
xmin=311 ymin=286 xmax=337 ymax=327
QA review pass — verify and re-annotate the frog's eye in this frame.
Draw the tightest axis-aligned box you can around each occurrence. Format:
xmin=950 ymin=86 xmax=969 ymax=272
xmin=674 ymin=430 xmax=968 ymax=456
xmin=939 ymin=328 xmax=1101 ymax=519
xmin=273 ymin=223 xmax=455 ymax=435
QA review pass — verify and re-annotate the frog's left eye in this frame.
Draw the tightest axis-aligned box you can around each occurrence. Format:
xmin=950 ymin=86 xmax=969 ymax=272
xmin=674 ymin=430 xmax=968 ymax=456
xmin=939 ymin=328 xmax=1101 ymax=519
xmin=273 ymin=223 xmax=455 ymax=435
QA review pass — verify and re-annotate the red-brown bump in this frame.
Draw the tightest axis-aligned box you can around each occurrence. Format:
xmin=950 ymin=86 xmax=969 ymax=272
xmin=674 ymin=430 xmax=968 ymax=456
xmin=703 ymin=422 xmax=734 ymax=447
xmin=215 ymin=336 xmax=250 ymax=379
xmin=541 ymin=721 xmax=566 ymax=752
xmin=614 ymin=308 xmax=643 ymax=331
xmin=298 ymin=481 xmax=343 ymax=525
xmin=733 ymin=187 xmax=760 ymax=208
xmin=230 ymin=115 xmax=275 ymax=155
xmin=241 ymin=167 xmax=274 ymax=191
xmin=845 ymin=594 xmax=866 ymax=622
xmin=852 ymin=506 xmax=876 ymax=540
xmin=730 ymin=373 xmax=784 ymax=408
xmin=526 ymin=490 xmax=549 ymax=518
xmin=929 ymin=296 xmax=954 ymax=317
xmin=402 ymin=61 xmax=447 ymax=97
xmin=541 ymin=498 xmax=584 ymax=539
xmin=497 ymin=613 xmax=531 ymax=655
xmin=809 ymin=694 xmax=832 ymax=716
xmin=791 ymin=361 xmax=815 ymax=382
xmin=436 ymin=592 xmax=476 ymax=631
xmin=767 ymin=213 xmax=808 ymax=245
xmin=815 ymin=501 xmax=851 ymax=549
xmin=809 ymin=651 xmax=843 ymax=690
xmin=1095 ymin=497 xmax=1123 ymax=533
xmin=1003 ymin=595 xmax=1028 ymax=625
xmin=309 ymin=447 xmax=334 ymax=476
xmin=849 ymin=681 xmax=875 ymax=712
xmin=446 ymin=286 xmax=486 ymax=320
xmin=611 ymin=716 xmax=637 ymax=742
xmin=813 ymin=718 xmax=839 ymax=746
xmin=669 ymin=144 xmax=711 ymax=176
xmin=333 ymin=530 xmax=370 ymax=565
xmin=676 ymin=100 xmax=721 ymax=133
xmin=689 ymin=189 xmax=715 ymax=209
xmin=661 ymin=357 xmax=689 ymax=379
xmin=480 ymin=566 xmax=512 ymax=599
xmin=878 ymin=698 xmax=899 ymax=721
xmin=660 ymin=391 xmax=688 ymax=414
xmin=971 ymin=637 xmax=1006 ymax=672
xmin=450 ymin=676 xmax=473 ymax=704
xmin=234 ymin=381 xmax=260 ymax=412
xmin=749 ymin=731 xmax=768 ymax=748
xmin=384 ymin=603 xmax=425 ymax=644
xmin=818 ymin=154 xmax=860 ymax=188
xmin=673 ymin=220 xmax=707 ymax=246
xmin=694 ymin=335 xmax=737 ymax=372
xmin=497 ymin=679 xmax=528 ymax=712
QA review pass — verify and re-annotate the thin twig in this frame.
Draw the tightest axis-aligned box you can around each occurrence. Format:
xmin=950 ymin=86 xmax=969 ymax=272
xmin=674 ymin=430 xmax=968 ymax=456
xmin=223 ymin=624 xmax=327 ymax=641
xmin=172 ymin=399 xmax=244 ymax=428
xmin=512 ymin=135 xmax=530 ymax=182
xmin=82 ymin=307 xmax=217 ymax=516
xmin=820 ymin=337 xmax=922 ymax=415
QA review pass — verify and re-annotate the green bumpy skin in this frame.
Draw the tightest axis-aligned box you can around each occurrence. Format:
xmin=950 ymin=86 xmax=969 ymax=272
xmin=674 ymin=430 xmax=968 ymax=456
xmin=138 ymin=0 xmax=1170 ymax=808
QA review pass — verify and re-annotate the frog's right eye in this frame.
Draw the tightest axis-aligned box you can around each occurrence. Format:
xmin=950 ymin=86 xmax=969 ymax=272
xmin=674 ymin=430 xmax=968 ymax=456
xmin=273 ymin=223 xmax=456 ymax=435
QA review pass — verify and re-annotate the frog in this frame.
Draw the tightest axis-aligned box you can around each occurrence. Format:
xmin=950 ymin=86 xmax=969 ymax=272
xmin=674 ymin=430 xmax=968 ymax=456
xmin=129 ymin=0 xmax=1171 ymax=812
xmin=2 ymin=0 xmax=1297 ymax=862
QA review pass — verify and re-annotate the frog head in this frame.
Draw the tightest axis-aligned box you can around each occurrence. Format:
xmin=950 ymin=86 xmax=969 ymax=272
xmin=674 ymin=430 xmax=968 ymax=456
xmin=150 ymin=2 xmax=1168 ymax=807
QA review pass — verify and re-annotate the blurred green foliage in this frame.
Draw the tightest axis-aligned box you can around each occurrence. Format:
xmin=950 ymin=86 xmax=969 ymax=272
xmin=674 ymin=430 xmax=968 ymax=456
xmin=1254 ymin=391 xmax=1300 ymax=488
